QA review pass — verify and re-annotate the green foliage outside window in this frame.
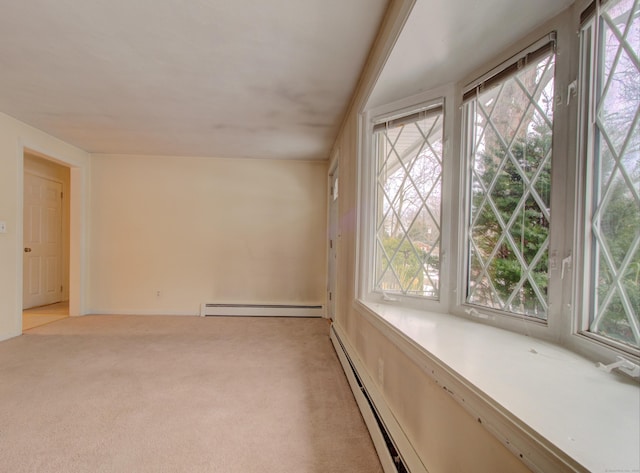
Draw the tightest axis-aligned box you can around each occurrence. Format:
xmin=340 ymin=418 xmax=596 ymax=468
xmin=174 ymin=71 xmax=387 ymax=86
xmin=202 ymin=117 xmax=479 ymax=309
xmin=470 ymin=125 xmax=551 ymax=316
xmin=380 ymin=236 xmax=427 ymax=293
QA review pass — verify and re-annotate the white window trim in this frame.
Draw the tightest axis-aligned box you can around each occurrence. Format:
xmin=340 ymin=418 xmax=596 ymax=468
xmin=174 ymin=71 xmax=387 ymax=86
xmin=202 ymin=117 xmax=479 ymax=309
xmin=356 ymin=5 xmax=639 ymax=368
xmin=568 ymin=0 xmax=640 ymax=360
xmin=358 ymin=85 xmax=454 ymax=314
xmin=451 ymin=31 xmax=570 ymax=347
xmin=453 ymin=18 xmax=639 ymax=364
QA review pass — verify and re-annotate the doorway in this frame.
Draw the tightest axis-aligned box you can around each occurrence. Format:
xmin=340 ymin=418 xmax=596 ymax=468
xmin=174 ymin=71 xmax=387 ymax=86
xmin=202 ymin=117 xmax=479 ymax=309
xmin=22 ymin=152 xmax=70 ymax=331
xmin=327 ymin=163 xmax=339 ymax=320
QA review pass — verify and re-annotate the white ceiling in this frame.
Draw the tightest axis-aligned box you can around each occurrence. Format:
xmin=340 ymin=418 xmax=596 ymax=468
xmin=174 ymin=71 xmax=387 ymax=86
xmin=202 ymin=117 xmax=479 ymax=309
xmin=368 ymin=0 xmax=575 ymax=109
xmin=0 ymin=0 xmax=577 ymax=161
xmin=0 ymin=0 xmax=388 ymax=160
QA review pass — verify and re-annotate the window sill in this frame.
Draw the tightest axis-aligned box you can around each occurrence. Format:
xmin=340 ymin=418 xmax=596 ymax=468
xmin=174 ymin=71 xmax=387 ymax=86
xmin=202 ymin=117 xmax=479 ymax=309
xmin=355 ymin=299 xmax=640 ymax=473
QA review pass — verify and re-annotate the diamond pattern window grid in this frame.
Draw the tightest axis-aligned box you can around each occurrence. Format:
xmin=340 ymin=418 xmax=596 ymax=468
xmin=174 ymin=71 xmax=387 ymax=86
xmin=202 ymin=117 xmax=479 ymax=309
xmin=589 ymin=0 xmax=640 ymax=347
xmin=466 ymin=53 xmax=556 ymax=319
xmin=374 ymin=112 xmax=443 ymax=298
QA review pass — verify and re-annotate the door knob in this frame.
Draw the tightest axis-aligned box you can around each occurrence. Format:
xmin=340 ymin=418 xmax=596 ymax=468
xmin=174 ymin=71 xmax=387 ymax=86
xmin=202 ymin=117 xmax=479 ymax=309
xmin=24 ymin=248 xmax=32 ymax=253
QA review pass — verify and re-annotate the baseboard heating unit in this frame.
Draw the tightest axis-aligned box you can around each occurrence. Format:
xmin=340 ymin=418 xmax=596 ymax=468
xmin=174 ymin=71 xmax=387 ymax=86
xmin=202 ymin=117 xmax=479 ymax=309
xmin=330 ymin=324 xmax=428 ymax=473
xmin=200 ymin=303 xmax=323 ymax=318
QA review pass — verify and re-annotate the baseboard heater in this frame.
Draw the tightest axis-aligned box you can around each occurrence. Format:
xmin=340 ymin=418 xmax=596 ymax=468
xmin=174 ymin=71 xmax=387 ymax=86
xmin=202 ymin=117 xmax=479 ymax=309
xmin=200 ymin=303 xmax=323 ymax=318
xmin=330 ymin=324 xmax=428 ymax=473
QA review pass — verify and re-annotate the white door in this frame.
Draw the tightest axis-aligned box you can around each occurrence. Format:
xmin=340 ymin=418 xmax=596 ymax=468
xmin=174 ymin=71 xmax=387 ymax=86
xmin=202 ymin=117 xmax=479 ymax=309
xmin=23 ymin=173 xmax=63 ymax=309
xmin=327 ymin=169 xmax=339 ymax=320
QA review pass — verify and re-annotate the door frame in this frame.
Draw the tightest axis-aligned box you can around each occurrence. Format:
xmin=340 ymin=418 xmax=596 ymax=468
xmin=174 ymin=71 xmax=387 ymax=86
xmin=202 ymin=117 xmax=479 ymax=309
xmin=18 ymin=145 xmax=87 ymax=322
xmin=327 ymin=152 xmax=339 ymax=320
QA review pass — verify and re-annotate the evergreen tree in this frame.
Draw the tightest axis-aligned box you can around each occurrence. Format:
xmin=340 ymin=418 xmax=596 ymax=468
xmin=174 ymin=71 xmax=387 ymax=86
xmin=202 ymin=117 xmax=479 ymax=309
xmin=470 ymin=120 xmax=551 ymax=316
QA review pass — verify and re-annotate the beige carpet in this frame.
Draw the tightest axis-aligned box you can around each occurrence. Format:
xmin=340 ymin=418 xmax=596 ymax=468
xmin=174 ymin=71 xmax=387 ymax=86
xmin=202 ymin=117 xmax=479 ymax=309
xmin=0 ymin=315 xmax=382 ymax=473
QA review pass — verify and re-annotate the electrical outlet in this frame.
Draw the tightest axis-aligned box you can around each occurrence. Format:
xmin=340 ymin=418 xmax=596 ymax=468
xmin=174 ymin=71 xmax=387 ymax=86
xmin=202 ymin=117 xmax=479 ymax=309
xmin=0 ymin=221 xmax=6 ymax=233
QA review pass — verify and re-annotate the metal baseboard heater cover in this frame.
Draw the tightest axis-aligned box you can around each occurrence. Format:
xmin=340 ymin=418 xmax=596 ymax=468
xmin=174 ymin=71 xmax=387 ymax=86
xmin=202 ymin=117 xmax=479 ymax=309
xmin=200 ymin=303 xmax=323 ymax=318
xmin=330 ymin=324 xmax=426 ymax=473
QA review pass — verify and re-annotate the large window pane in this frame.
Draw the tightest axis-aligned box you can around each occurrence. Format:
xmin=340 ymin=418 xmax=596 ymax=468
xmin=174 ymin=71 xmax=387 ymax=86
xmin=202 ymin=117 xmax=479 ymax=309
xmin=374 ymin=109 xmax=443 ymax=299
xmin=588 ymin=0 xmax=640 ymax=348
xmin=465 ymin=50 xmax=555 ymax=319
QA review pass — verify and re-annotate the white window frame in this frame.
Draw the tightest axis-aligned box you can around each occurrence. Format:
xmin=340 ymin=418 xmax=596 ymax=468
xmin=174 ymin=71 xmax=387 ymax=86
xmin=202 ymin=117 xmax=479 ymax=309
xmin=358 ymin=87 xmax=453 ymax=313
xmin=455 ymin=33 xmax=569 ymax=337
xmin=572 ymin=0 xmax=640 ymax=358
xmin=453 ymin=14 xmax=638 ymax=364
xmin=356 ymin=5 xmax=638 ymax=367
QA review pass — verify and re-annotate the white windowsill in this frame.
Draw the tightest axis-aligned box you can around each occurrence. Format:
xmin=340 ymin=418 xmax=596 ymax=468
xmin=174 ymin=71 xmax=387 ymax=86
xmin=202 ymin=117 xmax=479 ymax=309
xmin=356 ymin=300 xmax=640 ymax=473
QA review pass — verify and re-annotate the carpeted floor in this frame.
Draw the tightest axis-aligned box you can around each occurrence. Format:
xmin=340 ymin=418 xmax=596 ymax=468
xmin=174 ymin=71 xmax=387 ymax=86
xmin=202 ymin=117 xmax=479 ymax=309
xmin=0 ymin=315 xmax=382 ymax=473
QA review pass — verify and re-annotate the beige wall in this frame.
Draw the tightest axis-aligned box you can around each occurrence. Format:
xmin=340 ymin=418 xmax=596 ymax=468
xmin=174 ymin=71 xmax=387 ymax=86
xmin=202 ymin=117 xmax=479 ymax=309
xmin=0 ymin=112 xmax=90 ymax=341
xmin=328 ymin=1 xmax=531 ymax=471
xmin=89 ymin=154 xmax=327 ymax=315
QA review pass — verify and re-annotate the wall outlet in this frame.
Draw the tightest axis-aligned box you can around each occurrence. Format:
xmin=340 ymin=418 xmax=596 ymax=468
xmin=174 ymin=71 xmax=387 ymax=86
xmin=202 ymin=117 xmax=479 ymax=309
xmin=0 ymin=221 xmax=6 ymax=233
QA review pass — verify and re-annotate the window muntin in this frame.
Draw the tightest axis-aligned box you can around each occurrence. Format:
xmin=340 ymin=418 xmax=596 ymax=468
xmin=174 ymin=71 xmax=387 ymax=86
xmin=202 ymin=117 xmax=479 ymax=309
xmin=463 ymin=43 xmax=556 ymax=319
xmin=356 ymin=10 xmax=637 ymax=365
xmin=581 ymin=0 xmax=640 ymax=349
xmin=373 ymin=106 xmax=444 ymax=299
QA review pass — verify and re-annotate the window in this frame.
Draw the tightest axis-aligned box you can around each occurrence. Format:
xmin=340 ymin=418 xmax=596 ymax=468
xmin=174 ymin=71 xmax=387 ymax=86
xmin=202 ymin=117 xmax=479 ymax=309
xmin=579 ymin=0 xmax=640 ymax=351
xmin=372 ymin=104 xmax=444 ymax=300
xmin=358 ymin=8 xmax=638 ymax=365
xmin=462 ymin=36 xmax=556 ymax=319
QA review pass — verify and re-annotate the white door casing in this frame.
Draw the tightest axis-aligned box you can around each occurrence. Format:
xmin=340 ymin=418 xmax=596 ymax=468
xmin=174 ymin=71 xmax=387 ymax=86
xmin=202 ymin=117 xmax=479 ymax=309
xmin=327 ymin=168 xmax=339 ymax=320
xmin=23 ymin=173 xmax=63 ymax=309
